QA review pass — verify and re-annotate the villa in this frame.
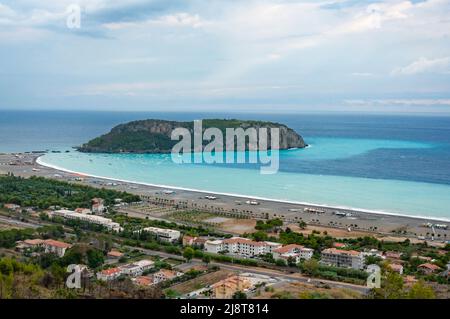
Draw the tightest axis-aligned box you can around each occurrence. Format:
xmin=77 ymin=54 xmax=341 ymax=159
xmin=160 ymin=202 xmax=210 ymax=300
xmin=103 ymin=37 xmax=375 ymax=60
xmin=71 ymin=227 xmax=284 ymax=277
xmin=321 ymin=248 xmax=364 ymax=270
xmin=107 ymin=250 xmax=124 ymax=259
xmin=16 ymin=239 xmax=72 ymax=257
xmin=97 ymin=259 xmax=155 ymax=281
xmin=153 ymin=269 xmax=183 ymax=284
xmin=133 ymin=276 xmax=154 ymax=287
xmin=120 ymin=260 xmax=154 ymax=277
xmin=4 ymin=203 xmax=20 ymax=210
xmin=388 ymin=263 xmax=404 ymax=274
xmin=211 ymin=275 xmax=252 ymax=299
xmin=140 ymin=226 xmax=181 ymax=243
xmin=97 ymin=267 xmax=122 ymax=281
xmin=272 ymin=244 xmax=314 ymax=263
xmin=418 ymin=263 xmax=441 ymax=275
xmin=182 ymin=235 xmax=207 ymax=247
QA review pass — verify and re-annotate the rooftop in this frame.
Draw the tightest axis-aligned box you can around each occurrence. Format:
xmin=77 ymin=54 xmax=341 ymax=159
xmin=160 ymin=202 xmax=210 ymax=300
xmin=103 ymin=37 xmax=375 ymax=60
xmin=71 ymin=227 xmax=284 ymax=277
xmin=389 ymin=263 xmax=404 ymax=271
xmin=134 ymin=276 xmax=153 ymax=286
xmin=43 ymin=239 xmax=72 ymax=249
xmin=223 ymin=237 xmax=265 ymax=246
xmin=418 ymin=263 xmax=440 ymax=271
xmin=107 ymin=250 xmax=124 ymax=258
xmin=322 ymin=248 xmax=361 ymax=256
xmin=155 ymin=269 xmax=180 ymax=278
xmin=100 ymin=267 xmax=122 ymax=276
xmin=273 ymin=244 xmax=305 ymax=254
xmin=23 ymin=239 xmax=45 ymax=245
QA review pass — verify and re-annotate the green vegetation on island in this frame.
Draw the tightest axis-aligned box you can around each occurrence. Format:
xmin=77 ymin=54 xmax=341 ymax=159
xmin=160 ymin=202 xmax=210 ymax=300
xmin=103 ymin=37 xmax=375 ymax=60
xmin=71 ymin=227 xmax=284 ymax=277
xmin=77 ymin=118 xmax=306 ymax=153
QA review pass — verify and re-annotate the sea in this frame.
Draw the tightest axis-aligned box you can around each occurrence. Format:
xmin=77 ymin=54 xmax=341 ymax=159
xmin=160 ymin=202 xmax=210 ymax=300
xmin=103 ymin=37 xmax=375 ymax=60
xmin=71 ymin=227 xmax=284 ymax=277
xmin=1 ymin=110 xmax=450 ymax=220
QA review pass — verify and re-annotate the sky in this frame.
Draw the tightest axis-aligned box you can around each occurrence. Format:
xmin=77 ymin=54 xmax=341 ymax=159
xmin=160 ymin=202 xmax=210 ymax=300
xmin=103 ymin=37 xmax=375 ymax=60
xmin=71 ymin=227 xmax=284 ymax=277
xmin=1 ymin=0 xmax=450 ymax=113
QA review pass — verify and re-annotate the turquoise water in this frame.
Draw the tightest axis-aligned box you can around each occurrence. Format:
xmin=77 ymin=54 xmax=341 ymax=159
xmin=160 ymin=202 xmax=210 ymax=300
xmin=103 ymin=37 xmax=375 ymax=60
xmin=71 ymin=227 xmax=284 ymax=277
xmin=2 ymin=111 xmax=450 ymax=220
xmin=40 ymin=137 xmax=450 ymax=220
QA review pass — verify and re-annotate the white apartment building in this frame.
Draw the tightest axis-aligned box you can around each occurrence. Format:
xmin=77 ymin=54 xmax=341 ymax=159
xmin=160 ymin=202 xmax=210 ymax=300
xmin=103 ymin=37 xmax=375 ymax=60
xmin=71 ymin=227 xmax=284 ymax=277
xmin=141 ymin=226 xmax=181 ymax=243
xmin=204 ymin=237 xmax=282 ymax=258
xmin=273 ymin=244 xmax=314 ymax=263
xmin=97 ymin=260 xmax=155 ymax=281
xmin=52 ymin=209 xmax=123 ymax=232
xmin=120 ymin=260 xmax=154 ymax=277
xmin=204 ymin=240 xmax=224 ymax=254
xmin=152 ymin=269 xmax=183 ymax=284
xmin=321 ymin=248 xmax=364 ymax=270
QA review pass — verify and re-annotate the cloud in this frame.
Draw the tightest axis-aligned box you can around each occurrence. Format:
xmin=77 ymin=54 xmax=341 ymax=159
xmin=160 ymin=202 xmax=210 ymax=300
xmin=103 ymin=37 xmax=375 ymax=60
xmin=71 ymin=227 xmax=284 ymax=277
xmin=345 ymin=98 xmax=450 ymax=106
xmin=391 ymin=57 xmax=450 ymax=75
xmin=66 ymin=81 xmax=304 ymax=98
xmin=103 ymin=12 xmax=208 ymax=30
xmin=2 ymin=0 xmax=450 ymax=111
xmin=105 ymin=57 xmax=158 ymax=64
xmin=351 ymin=72 xmax=375 ymax=76
xmin=67 ymin=82 xmax=165 ymax=96
xmin=86 ymin=0 xmax=184 ymax=23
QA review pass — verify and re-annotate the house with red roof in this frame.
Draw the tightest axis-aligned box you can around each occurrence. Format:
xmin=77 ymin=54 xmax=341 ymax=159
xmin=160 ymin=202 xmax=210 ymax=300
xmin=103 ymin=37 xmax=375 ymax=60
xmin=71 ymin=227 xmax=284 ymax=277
xmin=273 ymin=244 xmax=313 ymax=263
xmin=388 ymin=263 xmax=404 ymax=274
xmin=418 ymin=263 xmax=441 ymax=275
xmin=16 ymin=239 xmax=72 ymax=257
xmin=97 ymin=267 xmax=123 ymax=281
xmin=42 ymin=239 xmax=72 ymax=257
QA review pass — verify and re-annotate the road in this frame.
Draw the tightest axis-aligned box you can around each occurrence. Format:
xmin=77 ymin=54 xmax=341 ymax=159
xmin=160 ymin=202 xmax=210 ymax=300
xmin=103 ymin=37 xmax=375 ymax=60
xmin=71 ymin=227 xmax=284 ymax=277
xmin=0 ymin=215 xmax=42 ymax=229
xmin=128 ymin=245 xmax=370 ymax=295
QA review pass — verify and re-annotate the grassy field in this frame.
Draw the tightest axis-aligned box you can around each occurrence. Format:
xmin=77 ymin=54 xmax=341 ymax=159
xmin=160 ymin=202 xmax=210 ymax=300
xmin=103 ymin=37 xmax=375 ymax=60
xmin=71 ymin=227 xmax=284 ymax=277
xmin=165 ymin=258 xmax=184 ymax=266
xmin=254 ymin=282 xmax=362 ymax=299
xmin=166 ymin=211 xmax=218 ymax=224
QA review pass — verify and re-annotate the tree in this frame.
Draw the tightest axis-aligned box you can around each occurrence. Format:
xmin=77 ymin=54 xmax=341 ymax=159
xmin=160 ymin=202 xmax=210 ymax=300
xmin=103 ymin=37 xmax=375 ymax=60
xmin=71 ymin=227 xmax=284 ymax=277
xmin=252 ymin=231 xmax=269 ymax=242
xmin=232 ymin=291 xmax=247 ymax=299
xmin=202 ymin=254 xmax=211 ymax=265
xmin=183 ymin=247 xmax=195 ymax=262
xmin=275 ymin=259 xmax=287 ymax=267
xmin=287 ymin=256 xmax=297 ymax=267
xmin=372 ymin=271 xmax=405 ymax=299
xmin=302 ymin=259 xmax=319 ymax=275
xmin=87 ymin=249 xmax=105 ymax=269
xmin=365 ymin=255 xmax=383 ymax=266
xmin=298 ymin=221 xmax=307 ymax=230
xmin=407 ymin=281 xmax=436 ymax=299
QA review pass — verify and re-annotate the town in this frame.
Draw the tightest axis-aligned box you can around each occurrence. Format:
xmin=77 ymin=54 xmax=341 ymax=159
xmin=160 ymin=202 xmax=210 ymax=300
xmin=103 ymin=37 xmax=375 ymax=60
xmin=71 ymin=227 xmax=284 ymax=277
xmin=0 ymin=174 xmax=448 ymax=299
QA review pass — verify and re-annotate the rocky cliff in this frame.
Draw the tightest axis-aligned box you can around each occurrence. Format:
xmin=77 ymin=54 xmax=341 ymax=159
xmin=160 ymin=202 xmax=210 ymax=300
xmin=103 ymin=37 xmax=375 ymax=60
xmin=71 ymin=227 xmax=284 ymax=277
xmin=77 ymin=119 xmax=306 ymax=153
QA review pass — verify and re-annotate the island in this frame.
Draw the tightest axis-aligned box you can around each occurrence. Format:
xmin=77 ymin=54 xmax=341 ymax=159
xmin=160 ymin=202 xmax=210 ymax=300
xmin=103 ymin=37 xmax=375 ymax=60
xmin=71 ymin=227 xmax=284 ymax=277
xmin=77 ymin=119 xmax=306 ymax=153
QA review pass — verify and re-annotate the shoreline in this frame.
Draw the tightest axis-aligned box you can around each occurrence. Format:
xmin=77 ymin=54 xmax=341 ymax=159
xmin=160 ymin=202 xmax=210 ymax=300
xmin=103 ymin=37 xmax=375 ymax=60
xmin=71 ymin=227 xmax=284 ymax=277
xmin=2 ymin=152 xmax=449 ymax=242
xmin=36 ymin=156 xmax=450 ymax=223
